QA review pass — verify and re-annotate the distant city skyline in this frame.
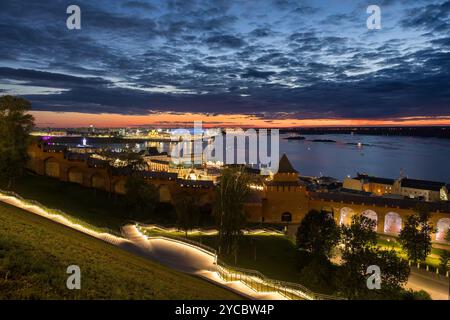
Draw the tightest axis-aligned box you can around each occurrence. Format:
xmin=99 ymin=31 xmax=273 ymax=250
xmin=30 ymin=111 xmax=450 ymax=128
xmin=1 ymin=0 xmax=450 ymax=127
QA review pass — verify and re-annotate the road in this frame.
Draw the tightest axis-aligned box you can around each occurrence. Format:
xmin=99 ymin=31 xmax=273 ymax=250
xmin=407 ymin=267 xmax=449 ymax=300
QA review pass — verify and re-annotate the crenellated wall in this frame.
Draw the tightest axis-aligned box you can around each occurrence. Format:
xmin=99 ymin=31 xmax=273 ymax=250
xmin=26 ymin=142 xmax=450 ymax=242
xmin=26 ymin=142 xmax=214 ymax=205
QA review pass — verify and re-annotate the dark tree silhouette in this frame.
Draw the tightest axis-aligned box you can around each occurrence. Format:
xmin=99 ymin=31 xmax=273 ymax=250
xmin=398 ymin=211 xmax=433 ymax=263
xmin=0 ymin=96 xmax=35 ymax=188
xmin=296 ymin=209 xmax=340 ymax=259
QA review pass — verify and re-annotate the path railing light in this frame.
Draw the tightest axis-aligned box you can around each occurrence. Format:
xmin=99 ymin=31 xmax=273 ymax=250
xmin=1 ymin=189 xmax=345 ymax=300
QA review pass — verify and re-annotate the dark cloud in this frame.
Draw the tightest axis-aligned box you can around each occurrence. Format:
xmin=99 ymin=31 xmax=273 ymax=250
xmin=401 ymin=0 xmax=450 ymax=33
xmin=241 ymin=69 xmax=276 ymax=79
xmin=122 ymin=1 xmax=158 ymax=11
xmin=205 ymin=35 xmax=247 ymax=49
xmin=249 ymin=27 xmax=273 ymax=38
xmin=0 ymin=0 xmax=448 ymax=122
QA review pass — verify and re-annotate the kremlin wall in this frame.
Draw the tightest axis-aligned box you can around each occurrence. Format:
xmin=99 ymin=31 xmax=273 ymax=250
xmin=26 ymin=140 xmax=450 ymax=242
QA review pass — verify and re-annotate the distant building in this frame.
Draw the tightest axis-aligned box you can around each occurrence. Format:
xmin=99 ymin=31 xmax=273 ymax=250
xmin=343 ymin=173 xmax=395 ymax=196
xmin=394 ymin=178 xmax=448 ymax=202
xmin=143 ymin=147 xmax=171 ymax=171
xmin=344 ymin=173 xmax=448 ymax=202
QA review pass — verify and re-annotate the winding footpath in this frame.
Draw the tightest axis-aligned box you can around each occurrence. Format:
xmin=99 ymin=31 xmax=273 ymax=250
xmin=1 ymin=190 xmax=448 ymax=300
xmin=0 ymin=191 xmax=285 ymax=300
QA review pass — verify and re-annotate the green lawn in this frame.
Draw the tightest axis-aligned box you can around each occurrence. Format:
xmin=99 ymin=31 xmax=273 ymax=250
xmin=143 ymin=229 xmax=309 ymax=284
xmin=4 ymin=174 xmax=135 ymax=232
xmin=4 ymin=174 xmax=446 ymax=297
xmin=377 ymin=236 xmax=449 ymax=268
xmin=0 ymin=202 xmax=241 ymax=300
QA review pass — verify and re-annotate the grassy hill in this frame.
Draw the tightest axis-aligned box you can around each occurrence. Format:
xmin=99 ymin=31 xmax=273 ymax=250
xmin=0 ymin=202 xmax=240 ymax=300
xmin=5 ymin=174 xmax=134 ymax=232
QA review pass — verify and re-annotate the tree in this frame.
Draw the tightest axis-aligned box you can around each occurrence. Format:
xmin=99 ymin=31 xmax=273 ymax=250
xmin=398 ymin=211 xmax=433 ymax=263
xmin=338 ymin=215 xmax=409 ymax=299
xmin=174 ymin=192 xmax=200 ymax=237
xmin=296 ymin=210 xmax=340 ymax=259
xmin=401 ymin=289 xmax=431 ymax=300
xmin=445 ymin=230 xmax=450 ymax=243
xmin=341 ymin=215 xmax=377 ymax=256
xmin=374 ymin=248 xmax=409 ymax=292
xmin=439 ymin=250 xmax=450 ymax=273
xmin=124 ymin=176 xmax=159 ymax=220
xmin=0 ymin=95 xmax=35 ymax=188
xmin=214 ymin=167 xmax=250 ymax=260
xmin=123 ymin=152 xmax=148 ymax=171
xmin=338 ymin=215 xmax=378 ymax=298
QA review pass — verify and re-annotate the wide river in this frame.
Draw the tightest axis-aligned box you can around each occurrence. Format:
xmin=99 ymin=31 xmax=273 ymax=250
xmin=279 ymin=134 xmax=450 ymax=182
xmin=55 ymin=133 xmax=450 ymax=183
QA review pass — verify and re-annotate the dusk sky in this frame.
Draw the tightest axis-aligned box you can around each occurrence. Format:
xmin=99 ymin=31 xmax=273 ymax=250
xmin=1 ymin=0 xmax=449 ymax=127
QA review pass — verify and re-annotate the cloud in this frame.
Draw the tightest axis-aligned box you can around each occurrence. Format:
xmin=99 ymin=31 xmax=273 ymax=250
xmin=241 ymin=68 xmax=276 ymax=79
xmin=205 ymin=35 xmax=247 ymax=49
xmin=0 ymin=0 xmax=448 ymax=122
xmin=122 ymin=1 xmax=158 ymax=11
xmin=401 ymin=0 xmax=450 ymax=33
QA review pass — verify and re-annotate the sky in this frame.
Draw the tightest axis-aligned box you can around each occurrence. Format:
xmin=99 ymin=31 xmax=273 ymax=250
xmin=0 ymin=0 xmax=449 ymax=128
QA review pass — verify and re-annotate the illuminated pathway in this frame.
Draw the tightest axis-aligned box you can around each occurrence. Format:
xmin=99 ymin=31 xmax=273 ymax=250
xmin=0 ymin=191 xmax=285 ymax=300
xmin=1 ymin=191 xmax=446 ymax=300
xmin=121 ymin=225 xmax=286 ymax=300
xmin=0 ymin=192 xmax=129 ymax=246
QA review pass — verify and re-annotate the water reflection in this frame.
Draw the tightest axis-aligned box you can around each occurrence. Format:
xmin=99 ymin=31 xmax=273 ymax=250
xmin=280 ymin=134 xmax=450 ymax=181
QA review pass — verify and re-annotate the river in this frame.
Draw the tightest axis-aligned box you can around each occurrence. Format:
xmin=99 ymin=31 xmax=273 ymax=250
xmin=280 ymin=134 xmax=450 ymax=182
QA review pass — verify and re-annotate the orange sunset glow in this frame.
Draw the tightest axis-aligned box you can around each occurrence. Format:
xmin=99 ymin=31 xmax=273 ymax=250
xmin=31 ymin=111 xmax=450 ymax=128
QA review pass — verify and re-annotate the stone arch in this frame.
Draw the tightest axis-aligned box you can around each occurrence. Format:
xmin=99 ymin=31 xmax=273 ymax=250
xmin=384 ymin=212 xmax=402 ymax=235
xmin=67 ymin=166 xmax=83 ymax=185
xmin=113 ymin=179 xmax=127 ymax=195
xmin=44 ymin=157 xmax=60 ymax=178
xmin=339 ymin=207 xmax=356 ymax=226
xmin=159 ymin=184 xmax=172 ymax=203
xmin=281 ymin=212 xmax=292 ymax=223
xmin=91 ymin=173 xmax=106 ymax=190
xmin=436 ymin=218 xmax=450 ymax=242
xmin=361 ymin=210 xmax=378 ymax=231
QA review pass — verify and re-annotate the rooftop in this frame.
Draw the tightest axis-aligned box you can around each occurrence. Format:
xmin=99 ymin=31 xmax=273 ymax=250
xmin=310 ymin=191 xmax=450 ymax=213
xmin=355 ymin=173 xmax=395 ymax=185
xmin=143 ymin=147 xmax=167 ymax=157
xmin=400 ymin=178 xmax=446 ymax=191
xmin=277 ymin=154 xmax=298 ymax=174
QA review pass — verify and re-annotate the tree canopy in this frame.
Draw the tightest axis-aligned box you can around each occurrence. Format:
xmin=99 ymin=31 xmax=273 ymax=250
xmin=398 ymin=211 xmax=433 ymax=263
xmin=124 ymin=176 xmax=159 ymax=220
xmin=174 ymin=192 xmax=200 ymax=237
xmin=338 ymin=215 xmax=409 ymax=299
xmin=0 ymin=95 xmax=35 ymax=188
xmin=214 ymin=167 xmax=250 ymax=257
xmin=296 ymin=209 xmax=340 ymax=259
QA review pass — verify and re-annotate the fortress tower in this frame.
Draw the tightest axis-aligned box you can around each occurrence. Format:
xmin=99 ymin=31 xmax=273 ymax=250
xmin=273 ymin=154 xmax=299 ymax=182
xmin=261 ymin=154 xmax=309 ymax=223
